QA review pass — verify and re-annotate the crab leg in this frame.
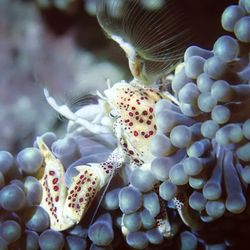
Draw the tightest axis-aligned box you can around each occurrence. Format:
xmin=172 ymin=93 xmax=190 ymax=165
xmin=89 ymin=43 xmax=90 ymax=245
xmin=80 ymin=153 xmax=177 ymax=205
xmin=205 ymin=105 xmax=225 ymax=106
xmin=173 ymin=190 xmax=202 ymax=230
xmin=44 ymin=89 xmax=110 ymax=134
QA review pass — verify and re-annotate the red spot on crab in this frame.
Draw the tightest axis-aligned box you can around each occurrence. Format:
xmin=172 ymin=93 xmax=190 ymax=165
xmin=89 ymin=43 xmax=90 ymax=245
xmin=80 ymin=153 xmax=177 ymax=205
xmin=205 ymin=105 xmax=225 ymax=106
xmin=129 ymin=112 xmax=133 ymax=117
xmin=149 ymin=107 xmax=154 ymax=113
xmin=149 ymin=130 xmax=154 ymax=135
xmin=55 ymin=196 xmax=59 ymax=202
xmin=52 ymin=178 xmax=58 ymax=184
xmin=49 ymin=171 xmax=55 ymax=176
xmin=53 ymin=186 xmax=59 ymax=192
xmin=79 ymin=198 xmax=84 ymax=203
xmin=134 ymin=131 xmax=139 ymax=137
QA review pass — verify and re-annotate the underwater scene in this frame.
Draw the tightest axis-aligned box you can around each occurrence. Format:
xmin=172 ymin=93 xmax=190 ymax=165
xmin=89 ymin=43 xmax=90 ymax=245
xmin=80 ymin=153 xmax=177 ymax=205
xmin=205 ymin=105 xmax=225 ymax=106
xmin=0 ymin=0 xmax=250 ymax=249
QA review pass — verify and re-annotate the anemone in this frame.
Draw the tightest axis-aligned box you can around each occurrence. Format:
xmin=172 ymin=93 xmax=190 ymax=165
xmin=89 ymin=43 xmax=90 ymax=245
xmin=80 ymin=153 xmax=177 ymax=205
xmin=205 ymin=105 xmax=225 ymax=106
xmin=0 ymin=0 xmax=250 ymax=249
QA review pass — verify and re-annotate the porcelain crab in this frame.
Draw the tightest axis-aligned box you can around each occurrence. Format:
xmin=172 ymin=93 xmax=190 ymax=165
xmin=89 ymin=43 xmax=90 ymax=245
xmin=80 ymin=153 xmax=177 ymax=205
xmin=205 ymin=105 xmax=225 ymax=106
xmin=37 ymin=78 xmax=190 ymax=235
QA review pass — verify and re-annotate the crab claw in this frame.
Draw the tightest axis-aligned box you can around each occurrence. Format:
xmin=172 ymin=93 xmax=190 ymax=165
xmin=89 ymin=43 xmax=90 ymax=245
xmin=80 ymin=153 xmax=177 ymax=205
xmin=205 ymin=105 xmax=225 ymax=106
xmin=36 ymin=137 xmax=74 ymax=231
xmin=62 ymin=148 xmax=125 ymax=226
xmin=63 ymin=165 xmax=102 ymax=224
xmin=37 ymin=137 xmax=124 ymax=231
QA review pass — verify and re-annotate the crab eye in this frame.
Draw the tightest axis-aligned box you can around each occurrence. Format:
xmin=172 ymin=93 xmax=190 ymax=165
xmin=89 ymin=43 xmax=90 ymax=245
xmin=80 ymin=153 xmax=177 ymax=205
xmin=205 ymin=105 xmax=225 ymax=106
xmin=109 ymin=109 xmax=119 ymax=118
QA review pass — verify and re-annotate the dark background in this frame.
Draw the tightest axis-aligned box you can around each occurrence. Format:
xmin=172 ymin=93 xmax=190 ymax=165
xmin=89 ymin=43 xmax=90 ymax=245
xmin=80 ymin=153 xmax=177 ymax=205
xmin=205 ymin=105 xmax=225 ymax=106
xmin=0 ymin=0 xmax=238 ymax=153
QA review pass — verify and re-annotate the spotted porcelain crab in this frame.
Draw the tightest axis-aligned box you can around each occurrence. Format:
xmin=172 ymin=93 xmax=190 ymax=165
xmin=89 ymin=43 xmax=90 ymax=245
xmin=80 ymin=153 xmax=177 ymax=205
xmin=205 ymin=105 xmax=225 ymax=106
xmin=37 ymin=79 xmax=186 ymax=233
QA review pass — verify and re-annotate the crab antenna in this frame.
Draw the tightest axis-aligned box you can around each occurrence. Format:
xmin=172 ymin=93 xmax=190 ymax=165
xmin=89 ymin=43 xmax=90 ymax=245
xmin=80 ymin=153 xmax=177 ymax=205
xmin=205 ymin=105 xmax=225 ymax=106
xmin=106 ymin=78 xmax=111 ymax=89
